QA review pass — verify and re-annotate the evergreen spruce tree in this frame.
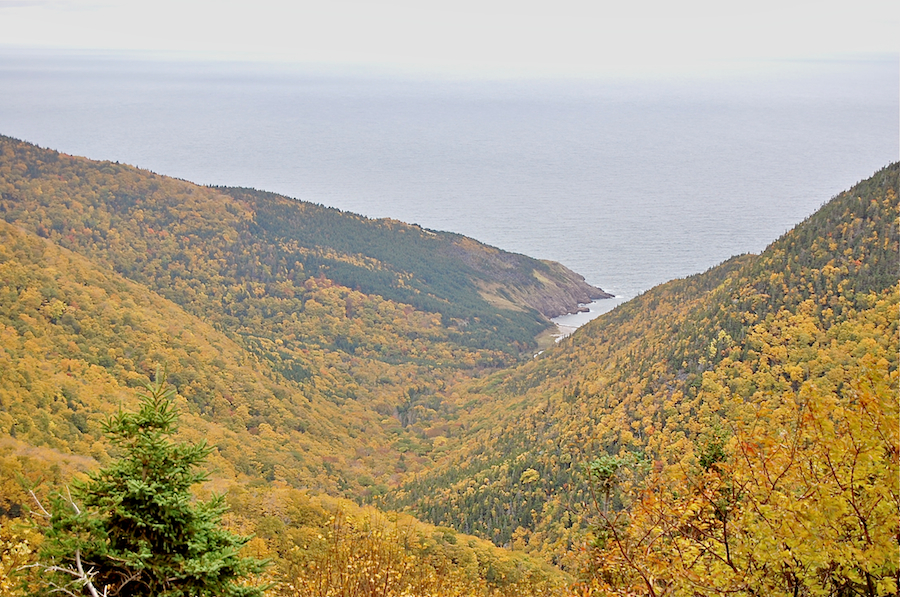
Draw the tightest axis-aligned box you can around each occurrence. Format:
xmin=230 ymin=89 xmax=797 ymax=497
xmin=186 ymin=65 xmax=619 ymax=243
xmin=36 ymin=374 xmax=267 ymax=596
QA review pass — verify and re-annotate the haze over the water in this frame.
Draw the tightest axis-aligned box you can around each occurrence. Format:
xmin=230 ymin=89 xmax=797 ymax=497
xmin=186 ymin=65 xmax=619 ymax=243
xmin=1 ymin=0 xmax=897 ymax=77
xmin=1 ymin=1 xmax=898 ymax=324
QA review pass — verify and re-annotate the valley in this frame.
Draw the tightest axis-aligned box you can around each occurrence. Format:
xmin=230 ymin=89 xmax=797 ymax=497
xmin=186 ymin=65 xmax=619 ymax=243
xmin=0 ymin=135 xmax=896 ymax=596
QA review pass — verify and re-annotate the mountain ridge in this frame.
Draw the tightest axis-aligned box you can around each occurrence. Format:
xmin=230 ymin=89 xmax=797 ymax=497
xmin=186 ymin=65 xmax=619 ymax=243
xmin=387 ymin=163 xmax=899 ymax=572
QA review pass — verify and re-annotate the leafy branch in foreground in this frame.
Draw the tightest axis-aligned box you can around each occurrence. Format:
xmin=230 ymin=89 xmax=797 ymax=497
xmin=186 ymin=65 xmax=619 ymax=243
xmin=32 ymin=373 xmax=268 ymax=597
xmin=580 ymin=296 xmax=899 ymax=597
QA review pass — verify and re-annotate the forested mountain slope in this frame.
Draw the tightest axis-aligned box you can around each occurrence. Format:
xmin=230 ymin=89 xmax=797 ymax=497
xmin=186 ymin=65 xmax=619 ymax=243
xmin=0 ymin=135 xmax=585 ymax=595
xmin=0 ymin=134 xmax=607 ymax=489
xmin=0 ymin=218 xmax=427 ymax=492
xmin=1 ymin=132 xmax=895 ymax=596
xmin=390 ymin=163 xmax=898 ymax=593
xmin=0 ymin=135 xmax=606 ymax=357
xmin=221 ymin=187 xmax=610 ymax=325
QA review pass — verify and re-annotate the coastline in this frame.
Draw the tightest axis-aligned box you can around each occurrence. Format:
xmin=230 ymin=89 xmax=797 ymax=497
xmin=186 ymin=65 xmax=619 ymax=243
xmin=550 ymin=295 xmax=628 ymax=342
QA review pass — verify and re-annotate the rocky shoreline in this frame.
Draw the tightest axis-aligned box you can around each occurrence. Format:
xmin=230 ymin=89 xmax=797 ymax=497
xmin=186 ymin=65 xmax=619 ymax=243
xmin=524 ymin=260 xmax=613 ymax=319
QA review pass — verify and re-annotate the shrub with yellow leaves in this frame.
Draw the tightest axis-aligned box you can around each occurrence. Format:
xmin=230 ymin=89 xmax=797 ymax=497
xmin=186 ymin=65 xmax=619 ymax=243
xmin=0 ymin=518 xmax=39 ymax=597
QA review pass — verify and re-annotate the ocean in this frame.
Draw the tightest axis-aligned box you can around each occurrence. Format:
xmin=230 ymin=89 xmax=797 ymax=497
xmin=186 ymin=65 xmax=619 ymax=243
xmin=1 ymin=50 xmax=897 ymax=322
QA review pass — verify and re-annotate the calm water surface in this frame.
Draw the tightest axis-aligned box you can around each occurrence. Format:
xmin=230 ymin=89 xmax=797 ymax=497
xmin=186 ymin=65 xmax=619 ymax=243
xmin=1 ymin=51 xmax=896 ymax=317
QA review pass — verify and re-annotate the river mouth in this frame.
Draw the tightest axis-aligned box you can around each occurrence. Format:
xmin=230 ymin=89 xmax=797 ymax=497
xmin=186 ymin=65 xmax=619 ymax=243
xmin=551 ymin=296 xmax=629 ymax=341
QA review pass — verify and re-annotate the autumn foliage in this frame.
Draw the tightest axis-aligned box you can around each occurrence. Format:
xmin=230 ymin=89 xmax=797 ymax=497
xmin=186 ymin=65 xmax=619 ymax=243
xmin=0 ymin=135 xmax=896 ymax=596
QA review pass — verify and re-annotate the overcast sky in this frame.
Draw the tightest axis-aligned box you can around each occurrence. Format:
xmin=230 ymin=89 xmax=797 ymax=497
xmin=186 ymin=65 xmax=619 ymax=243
xmin=1 ymin=0 xmax=897 ymax=75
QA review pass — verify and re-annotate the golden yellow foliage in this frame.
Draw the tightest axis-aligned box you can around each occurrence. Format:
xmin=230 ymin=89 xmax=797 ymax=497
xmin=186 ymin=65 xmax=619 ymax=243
xmin=0 ymin=519 xmax=39 ymax=597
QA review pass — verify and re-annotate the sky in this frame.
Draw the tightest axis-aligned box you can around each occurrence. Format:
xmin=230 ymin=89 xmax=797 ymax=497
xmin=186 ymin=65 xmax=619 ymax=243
xmin=1 ymin=0 xmax=897 ymax=76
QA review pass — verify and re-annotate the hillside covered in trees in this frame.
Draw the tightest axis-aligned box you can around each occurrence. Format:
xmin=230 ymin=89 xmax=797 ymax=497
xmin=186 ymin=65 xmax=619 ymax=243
xmin=390 ymin=163 xmax=899 ymax=594
xmin=0 ymin=134 xmax=612 ymax=489
xmin=0 ymin=134 xmax=896 ymax=596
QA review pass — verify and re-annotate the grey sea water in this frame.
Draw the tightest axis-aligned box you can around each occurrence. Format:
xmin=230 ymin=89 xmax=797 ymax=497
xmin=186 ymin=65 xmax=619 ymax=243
xmin=1 ymin=50 xmax=897 ymax=317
